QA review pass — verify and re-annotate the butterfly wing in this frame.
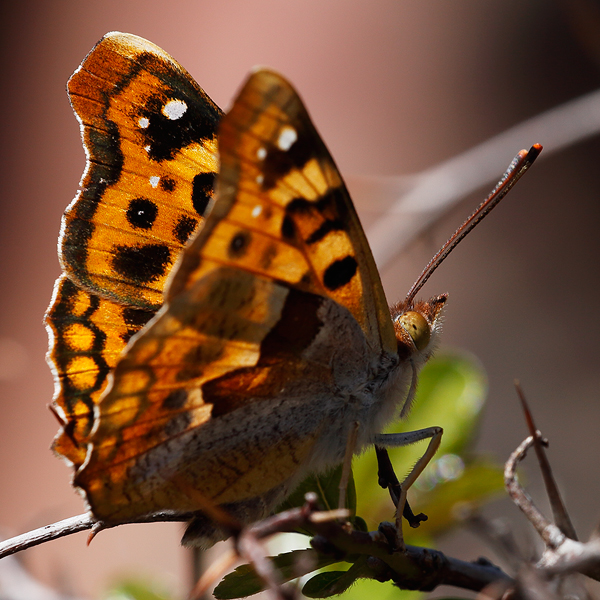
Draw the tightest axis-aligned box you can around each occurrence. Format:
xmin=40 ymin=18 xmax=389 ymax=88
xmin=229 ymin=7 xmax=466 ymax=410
xmin=61 ymin=31 xmax=221 ymax=308
xmin=75 ymin=69 xmax=397 ymax=524
xmin=46 ymin=276 xmax=154 ymax=465
xmin=170 ymin=68 xmax=396 ymax=353
xmin=46 ymin=32 xmax=221 ymax=467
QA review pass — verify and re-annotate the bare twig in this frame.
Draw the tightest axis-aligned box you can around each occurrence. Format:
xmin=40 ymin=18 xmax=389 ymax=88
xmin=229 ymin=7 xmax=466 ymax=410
xmin=505 ymin=434 xmax=563 ymax=549
xmin=0 ymin=514 xmax=93 ymax=559
xmin=515 ymin=382 xmax=578 ymax=541
xmin=0 ymin=511 xmax=196 ymax=559
xmin=219 ymin=494 xmax=511 ymax=596
xmin=505 ymin=433 xmax=600 ymax=583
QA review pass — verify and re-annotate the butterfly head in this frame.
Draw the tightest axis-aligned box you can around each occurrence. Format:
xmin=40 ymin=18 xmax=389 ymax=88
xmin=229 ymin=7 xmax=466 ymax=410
xmin=391 ymin=294 xmax=447 ymax=360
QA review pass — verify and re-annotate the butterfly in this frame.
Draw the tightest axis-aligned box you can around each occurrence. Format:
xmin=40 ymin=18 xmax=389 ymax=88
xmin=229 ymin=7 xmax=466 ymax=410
xmin=47 ymin=32 xmax=538 ymax=548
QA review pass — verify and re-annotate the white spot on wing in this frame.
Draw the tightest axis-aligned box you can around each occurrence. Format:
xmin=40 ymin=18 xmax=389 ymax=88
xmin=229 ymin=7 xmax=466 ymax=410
xmin=252 ymin=205 xmax=262 ymax=218
xmin=257 ymin=147 xmax=267 ymax=160
xmin=256 ymin=174 xmax=264 ymax=185
xmin=149 ymin=176 xmax=160 ymax=188
xmin=139 ymin=117 xmax=150 ymax=129
xmin=277 ymin=126 xmax=297 ymax=151
xmin=162 ymin=99 xmax=187 ymax=120
xmin=144 ymin=145 xmax=151 ymax=153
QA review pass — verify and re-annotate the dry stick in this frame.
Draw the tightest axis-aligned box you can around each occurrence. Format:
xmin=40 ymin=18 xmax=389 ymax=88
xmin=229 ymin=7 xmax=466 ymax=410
xmin=514 ymin=381 xmax=578 ymax=541
xmin=0 ymin=514 xmax=93 ymax=559
xmin=504 ymin=434 xmax=600 ymax=582
xmin=0 ymin=511 xmax=196 ymax=560
xmin=504 ymin=435 xmax=562 ymax=549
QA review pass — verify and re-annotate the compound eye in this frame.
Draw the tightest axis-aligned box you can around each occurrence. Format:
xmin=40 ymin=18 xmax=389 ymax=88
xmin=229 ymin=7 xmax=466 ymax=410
xmin=398 ymin=311 xmax=431 ymax=351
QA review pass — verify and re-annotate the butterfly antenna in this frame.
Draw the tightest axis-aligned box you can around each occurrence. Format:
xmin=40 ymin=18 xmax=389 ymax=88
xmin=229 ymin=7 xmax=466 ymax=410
xmin=405 ymin=144 xmax=542 ymax=306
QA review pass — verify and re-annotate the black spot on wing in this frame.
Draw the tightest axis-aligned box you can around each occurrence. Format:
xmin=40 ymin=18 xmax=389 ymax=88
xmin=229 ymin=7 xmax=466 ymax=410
xmin=135 ymin=85 xmax=219 ymax=163
xmin=162 ymin=389 xmax=188 ymax=410
xmin=111 ymin=244 xmax=171 ymax=284
xmin=173 ymin=215 xmax=198 ymax=244
xmin=126 ymin=198 xmax=158 ymax=229
xmin=305 ymin=218 xmax=344 ymax=244
xmin=280 ymin=188 xmax=349 ymax=244
xmin=323 ymin=256 xmax=358 ymax=291
xmin=281 ymin=215 xmax=295 ymax=240
xmin=160 ymin=177 xmax=176 ymax=191
xmin=121 ymin=306 xmax=154 ymax=343
xmin=192 ymin=172 xmax=215 ymax=216
xmin=228 ymin=231 xmax=251 ymax=259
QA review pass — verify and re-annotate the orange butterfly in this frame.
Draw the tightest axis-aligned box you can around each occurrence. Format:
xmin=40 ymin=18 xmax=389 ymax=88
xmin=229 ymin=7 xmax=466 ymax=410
xmin=47 ymin=32 xmax=538 ymax=547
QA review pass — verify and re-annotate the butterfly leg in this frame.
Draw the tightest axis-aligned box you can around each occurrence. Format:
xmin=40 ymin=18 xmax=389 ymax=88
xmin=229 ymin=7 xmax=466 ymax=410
xmin=373 ymin=427 xmax=443 ymax=549
xmin=375 ymin=446 xmax=428 ymax=527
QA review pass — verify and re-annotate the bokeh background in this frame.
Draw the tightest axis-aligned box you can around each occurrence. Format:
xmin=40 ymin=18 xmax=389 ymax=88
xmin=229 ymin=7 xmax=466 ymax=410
xmin=1 ymin=1 xmax=599 ymax=598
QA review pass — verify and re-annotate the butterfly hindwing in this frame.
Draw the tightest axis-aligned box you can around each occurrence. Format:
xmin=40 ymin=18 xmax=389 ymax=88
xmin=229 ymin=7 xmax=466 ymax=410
xmin=74 ymin=70 xmax=396 ymax=524
xmin=46 ymin=276 xmax=154 ymax=466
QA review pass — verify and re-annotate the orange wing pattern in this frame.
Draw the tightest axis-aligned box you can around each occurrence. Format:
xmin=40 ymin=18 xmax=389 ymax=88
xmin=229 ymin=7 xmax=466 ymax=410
xmin=74 ymin=69 xmax=397 ymax=524
xmin=46 ymin=32 xmax=222 ymax=467
xmin=171 ymin=69 xmax=396 ymax=355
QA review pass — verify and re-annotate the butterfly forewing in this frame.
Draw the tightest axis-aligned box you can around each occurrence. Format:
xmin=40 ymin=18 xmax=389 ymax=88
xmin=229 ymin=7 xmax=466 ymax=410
xmin=75 ymin=69 xmax=395 ymax=523
xmin=171 ymin=69 xmax=396 ymax=355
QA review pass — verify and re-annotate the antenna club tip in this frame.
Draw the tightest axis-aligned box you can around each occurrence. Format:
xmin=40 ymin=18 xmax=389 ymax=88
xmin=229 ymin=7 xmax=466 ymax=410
xmin=528 ymin=144 xmax=543 ymax=160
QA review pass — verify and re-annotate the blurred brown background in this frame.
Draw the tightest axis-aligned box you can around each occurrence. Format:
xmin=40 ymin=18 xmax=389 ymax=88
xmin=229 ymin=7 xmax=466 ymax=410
xmin=1 ymin=1 xmax=599 ymax=598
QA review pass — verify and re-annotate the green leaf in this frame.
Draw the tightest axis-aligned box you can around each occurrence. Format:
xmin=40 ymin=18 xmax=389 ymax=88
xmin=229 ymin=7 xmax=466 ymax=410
xmin=213 ymin=549 xmax=341 ymax=599
xmin=328 ymin=577 xmax=424 ymax=600
xmin=302 ymin=571 xmax=354 ymax=598
xmin=302 ymin=558 xmax=371 ymax=598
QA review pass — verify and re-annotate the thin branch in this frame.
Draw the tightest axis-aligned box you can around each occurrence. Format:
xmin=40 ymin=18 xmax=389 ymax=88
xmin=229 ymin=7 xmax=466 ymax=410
xmin=0 ymin=514 xmax=93 ymax=559
xmin=505 ymin=434 xmax=564 ymax=549
xmin=0 ymin=511 xmax=196 ymax=559
xmin=505 ymin=434 xmax=600 ymax=582
xmin=515 ymin=382 xmax=578 ymax=541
